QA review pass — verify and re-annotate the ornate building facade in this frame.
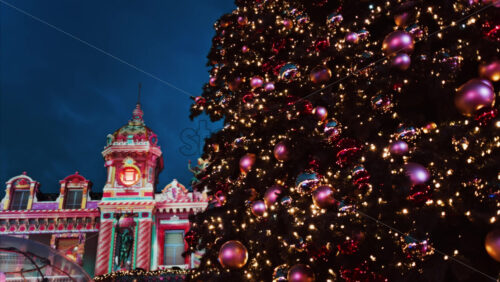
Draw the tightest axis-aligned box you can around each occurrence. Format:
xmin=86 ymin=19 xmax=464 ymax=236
xmin=0 ymin=103 xmax=207 ymax=278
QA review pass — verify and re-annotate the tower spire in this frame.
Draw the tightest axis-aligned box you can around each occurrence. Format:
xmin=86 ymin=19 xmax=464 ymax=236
xmin=137 ymin=83 xmax=142 ymax=105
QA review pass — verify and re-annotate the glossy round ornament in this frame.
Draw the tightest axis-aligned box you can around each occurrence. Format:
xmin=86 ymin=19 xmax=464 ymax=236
xmin=237 ymin=16 xmax=248 ymax=26
xmin=287 ymin=264 xmax=315 ymax=282
xmin=479 ymin=60 xmax=500 ymax=82
xmin=295 ymin=172 xmax=320 ymax=194
xmin=264 ymin=185 xmax=284 ymax=206
xmin=209 ymin=77 xmax=217 ymax=87
xmin=345 ymin=32 xmax=359 ymax=43
xmin=218 ymin=240 xmax=248 ymax=269
xmin=405 ymin=163 xmax=430 ymax=185
xmin=282 ymin=18 xmax=293 ymax=29
xmin=273 ymin=141 xmax=289 ymax=161
xmin=251 ymin=200 xmax=266 ymax=217
xmin=382 ymin=30 xmax=414 ymax=55
xmin=391 ymin=53 xmax=411 ymax=70
xmin=239 ymin=153 xmax=256 ymax=173
xmin=455 ymin=79 xmax=496 ymax=116
xmin=250 ymin=76 xmax=264 ymax=89
xmin=312 ymin=185 xmax=336 ymax=209
xmin=390 ymin=140 xmax=409 ymax=155
xmin=118 ymin=216 xmax=136 ymax=228
xmin=279 ymin=63 xmax=300 ymax=82
xmin=310 ymin=66 xmax=332 ymax=84
xmin=312 ymin=106 xmax=328 ymax=121
xmin=264 ymin=82 xmax=275 ymax=91
xmin=485 ymin=229 xmax=500 ymax=262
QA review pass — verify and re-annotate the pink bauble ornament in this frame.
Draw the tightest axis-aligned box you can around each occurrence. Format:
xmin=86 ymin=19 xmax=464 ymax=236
xmin=390 ymin=140 xmax=409 ymax=155
xmin=310 ymin=66 xmax=332 ymax=83
xmin=240 ymin=154 xmax=256 ymax=173
xmin=312 ymin=106 xmax=328 ymax=121
xmin=405 ymin=163 xmax=430 ymax=184
xmin=485 ymin=229 xmax=500 ymax=262
xmin=455 ymin=79 xmax=496 ymax=116
xmin=312 ymin=185 xmax=336 ymax=209
xmin=391 ymin=53 xmax=411 ymax=70
xmin=283 ymin=18 xmax=293 ymax=29
xmin=345 ymin=32 xmax=359 ymax=43
xmin=273 ymin=141 xmax=289 ymax=161
xmin=264 ymin=82 xmax=275 ymax=91
xmin=479 ymin=60 xmax=500 ymax=82
xmin=250 ymin=76 xmax=264 ymax=89
xmin=218 ymin=240 xmax=248 ymax=269
xmin=382 ymin=30 xmax=414 ymax=55
xmin=242 ymin=45 xmax=249 ymax=53
xmin=251 ymin=200 xmax=266 ymax=217
xmin=264 ymin=185 xmax=283 ymax=206
xmin=287 ymin=264 xmax=315 ymax=282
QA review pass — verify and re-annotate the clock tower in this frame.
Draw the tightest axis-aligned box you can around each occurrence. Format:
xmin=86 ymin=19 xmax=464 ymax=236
xmin=95 ymin=102 xmax=163 ymax=275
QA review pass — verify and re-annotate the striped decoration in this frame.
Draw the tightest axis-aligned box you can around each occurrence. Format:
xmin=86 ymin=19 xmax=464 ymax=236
xmin=95 ymin=220 xmax=114 ymax=275
xmin=135 ymin=220 xmax=152 ymax=270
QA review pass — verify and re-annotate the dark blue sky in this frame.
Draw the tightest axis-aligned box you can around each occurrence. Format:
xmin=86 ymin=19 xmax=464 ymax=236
xmin=0 ymin=0 xmax=234 ymax=197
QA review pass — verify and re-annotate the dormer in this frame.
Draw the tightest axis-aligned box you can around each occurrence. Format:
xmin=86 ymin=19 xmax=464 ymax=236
xmin=2 ymin=172 xmax=40 ymax=210
xmin=58 ymin=172 xmax=92 ymax=209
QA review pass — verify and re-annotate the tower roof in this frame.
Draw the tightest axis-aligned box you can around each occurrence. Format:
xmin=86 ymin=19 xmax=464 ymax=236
xmin=109 ymin=103 xmax=158 ymax=146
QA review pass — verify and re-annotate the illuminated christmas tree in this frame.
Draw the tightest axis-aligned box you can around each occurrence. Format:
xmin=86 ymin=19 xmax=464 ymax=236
xmin=186 ymin=0 xmax=500 ymax=281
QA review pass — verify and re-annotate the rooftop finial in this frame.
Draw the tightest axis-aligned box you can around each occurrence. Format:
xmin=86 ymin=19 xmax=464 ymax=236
xmin=137 ymin=83 xmax=142 ymax=105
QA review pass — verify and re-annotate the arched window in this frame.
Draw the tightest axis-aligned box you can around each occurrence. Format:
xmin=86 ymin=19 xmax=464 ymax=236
xmin=10 ymin=178 xmax=30 ymax=210
xmin=64 ymin=189 xmax=83 ymax=209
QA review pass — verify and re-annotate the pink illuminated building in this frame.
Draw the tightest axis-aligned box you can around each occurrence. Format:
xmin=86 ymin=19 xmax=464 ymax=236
xmin=0 ymin=103 xmax=207 ymax=278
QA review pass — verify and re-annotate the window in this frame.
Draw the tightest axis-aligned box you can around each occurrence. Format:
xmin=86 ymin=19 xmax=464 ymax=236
xmin=10 ymin=190 xmax=30 ymax=210
xmin=164 ymin=231 xmax=185 ymax=265
xmin=65 ymin=189 xmax=83 ymax=209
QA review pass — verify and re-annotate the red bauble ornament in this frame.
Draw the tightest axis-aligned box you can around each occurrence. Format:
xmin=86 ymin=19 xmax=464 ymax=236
xmin=194 ymin=96 xmax=206 ymax=106
xmin=287 ymin=264 xmax=315 ymax=282
xmin=209 ymin=77 xmax=217 ymax=87
xmin=218 ymin=240 xmax=248 ymax=269
xmin=408 ymin=184 xmax=432 ymax=203
xmin=273 ymin=141 xmax=289 ymax=161
xmin=118 ymin=216 xmax=135 ymax=228
xmin=312 ymin=185 xmax=336 ymax=209
xmin=335 ymin=138 xmax=362 ymax=167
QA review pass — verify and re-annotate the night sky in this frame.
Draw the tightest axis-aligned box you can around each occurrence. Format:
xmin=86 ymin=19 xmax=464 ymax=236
xmin=0 ymin=0 xmax=235 ymax=197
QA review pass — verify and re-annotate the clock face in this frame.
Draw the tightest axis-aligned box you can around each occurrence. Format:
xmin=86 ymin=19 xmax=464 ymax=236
xmin=119 ymin=166 xmax=141 ymax=187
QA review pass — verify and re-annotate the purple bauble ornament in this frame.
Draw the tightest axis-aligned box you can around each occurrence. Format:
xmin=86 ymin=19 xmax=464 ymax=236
xmin=287 ymin=264 xmax=315 ymax=282
xmin=218 ymin=240 xmax=248 ymax=269
xmin=479 ymin=60 xmax=500 ymax=82
xmin=485 ymin=229 xmax=500 ymax=262
xmin=382 ymin=30 xmax=414 ymax=55
xmin=240 ymin=154 xmax=256 ymax=173
xmin=250 ymin=76 xmax=264 ymax=89
xmin=390 ymin=140 xmax=409 ymax=155
xmin=242 ymin=45 xmax=249 ymax=53
xmin=405 ymin=163 xmax=430 ymax=185
xmin=391 ymin=53 xmax=411 ymax=70
xmin=309 ymin=66 xmax=332 ymax=83
xmin=312 ymin=185 xmax=336 ymax=209
xmin=455 ymin=79 xmax=496 ymax=116
xmin=264 ymin=185 xmax=283 ymax=206
xmin=251 ymin=200 xmax=266 ymax=217
xmin=273 ymin=141 xmax=289 ymax=161
xmin=345 ymin=32 xmax=359 ymax=43
xmin=264 ymin=82 xmax=275 ymax=91
xmin=312 ymin=106 xmax=328 ymax=121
